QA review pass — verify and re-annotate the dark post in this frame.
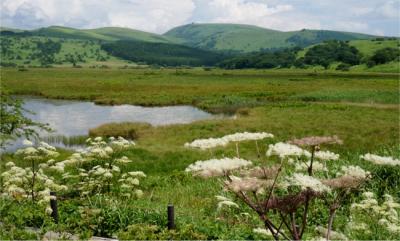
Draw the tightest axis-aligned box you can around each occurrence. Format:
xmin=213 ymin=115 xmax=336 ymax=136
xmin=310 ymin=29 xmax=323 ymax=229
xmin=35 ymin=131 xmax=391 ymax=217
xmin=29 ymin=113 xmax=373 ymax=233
xmin=50 ymin=191 xmax=59 ymax=224
xmin=167 ymin=204 xmax=175 ymax=230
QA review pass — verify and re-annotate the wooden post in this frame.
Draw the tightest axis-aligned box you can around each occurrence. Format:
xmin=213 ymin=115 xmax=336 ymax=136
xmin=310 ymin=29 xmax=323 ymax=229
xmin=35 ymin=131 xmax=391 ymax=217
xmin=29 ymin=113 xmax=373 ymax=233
xmin=167 ymin=204 xmax=175 ymax=230
xmin=50 ymin=191 xmax=59 ymax=224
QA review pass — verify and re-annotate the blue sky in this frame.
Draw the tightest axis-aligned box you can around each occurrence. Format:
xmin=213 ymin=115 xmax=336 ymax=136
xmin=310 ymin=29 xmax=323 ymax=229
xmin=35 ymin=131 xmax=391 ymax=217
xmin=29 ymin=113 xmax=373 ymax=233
xmin=1 ymin=0 xmax=399 ymax=36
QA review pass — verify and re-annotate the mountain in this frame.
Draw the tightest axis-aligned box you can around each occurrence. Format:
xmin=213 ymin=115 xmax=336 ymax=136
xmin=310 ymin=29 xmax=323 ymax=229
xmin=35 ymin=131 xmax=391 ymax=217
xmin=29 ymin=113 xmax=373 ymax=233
xmin=32 ymin=26 xmax=175 ymax=43
xmin=0 ymin=24 xmax=390 ymax=67
xmin=164 ymin=23 xmax=377 ymax=52
xmin=0 ymin=26 xmax=226 ymax=67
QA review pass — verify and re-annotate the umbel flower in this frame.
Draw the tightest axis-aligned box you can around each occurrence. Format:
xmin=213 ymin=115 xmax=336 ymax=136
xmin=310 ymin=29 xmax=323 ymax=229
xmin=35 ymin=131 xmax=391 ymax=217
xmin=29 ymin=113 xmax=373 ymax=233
xmin=266 ymin=142 xmax=311 ymax=159
xmin=360 ymin=153 xmax=400 ymax=166
xmin=286 ymin=173 xmax=331 ymax=193
xmin=184 ymin=131 xmax=273 ymax=150
xmin=185 ymin=157 xmax=252 ymax=177
xmin=215 ymin=195 xmax=239 ymax=209
xmin=2 ymin=141 xmax=67 ymax=214
xmin=350 ymin=192 xmax=400 ymax=234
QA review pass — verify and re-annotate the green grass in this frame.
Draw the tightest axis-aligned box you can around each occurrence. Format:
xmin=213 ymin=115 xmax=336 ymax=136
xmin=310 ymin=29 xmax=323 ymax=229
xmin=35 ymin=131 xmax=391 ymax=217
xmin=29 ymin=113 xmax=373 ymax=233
xmin=0 ymin=67 xmax=399 ymax=240
xmin=349 ymin=39 xmax=399 ymax=57
xmin=1 ymin=68 xmax=398 ymax=112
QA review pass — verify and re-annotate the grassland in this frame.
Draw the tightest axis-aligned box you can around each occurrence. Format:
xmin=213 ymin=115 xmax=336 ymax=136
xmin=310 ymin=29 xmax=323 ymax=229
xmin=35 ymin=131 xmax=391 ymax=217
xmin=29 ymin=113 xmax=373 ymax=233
xmin=0 ymin=67 xmax=399 ymax=239
xmin=2 ymin=68 xmax=399 ymax=111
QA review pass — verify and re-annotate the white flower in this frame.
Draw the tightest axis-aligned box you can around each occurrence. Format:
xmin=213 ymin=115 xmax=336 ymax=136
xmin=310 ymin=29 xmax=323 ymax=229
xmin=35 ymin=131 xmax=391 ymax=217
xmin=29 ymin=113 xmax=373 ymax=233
xmin=337 ymin=165 xmax=370 ymax=179
xmin=314 ymin=151 xmax=339 ymax=161
xmin=287 ymin=173 xmax=330 ymax=192
xmin=217 ymin=200 xmax=239 ymax=209
xmin=134 ymin=189 xmax=144 ymax=198
xmin=215 ymin=195 xmax=230 ymax=201
xmin=185 ymin=157 xmax=252 ymax=177
xmin=111 ymin=165 xmax=120 ymax=173
xmin=184 ymin=132 xmax=273 ymax=150
xmin=45 ymin=206 xmax=53 ymax=215
xmin=103 ymin=171 xmax=113 ymax=178
xmin=363 ymin=191 xmax=375 ymax=199
xmin=266 ymin=142 xmax=311 ymax=159
xmin=128 ymin=171 xmax=146 ymax=177
xmin=361 ymin=153 xmax=400 ymax=166
xmin=22 ymin=139 xmax=33 ymax=146
xmin=253 ymin=228 xmax=273 ymax=237
xmin=222 ymin=132 xmax=274 ymax=142
xmin=115 ymin=156 xmax=132 ymax=164
xmin=5 ymin=162 xmax=15 ymax=168
xmin=184 ymin=137 xmax=229 ymax=150
xmin=104 ymin=146 xmax=113 ymax=154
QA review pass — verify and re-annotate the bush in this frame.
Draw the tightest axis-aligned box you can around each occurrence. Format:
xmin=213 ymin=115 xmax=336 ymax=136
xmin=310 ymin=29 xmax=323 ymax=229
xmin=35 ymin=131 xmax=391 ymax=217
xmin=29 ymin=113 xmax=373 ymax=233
xmin=336 ymin=63 xmax=351 ymax=71
xmin=369 ymin=47 xmax=400 ymax=65
xmin=89 ymin=122 xmax=151 ymax=140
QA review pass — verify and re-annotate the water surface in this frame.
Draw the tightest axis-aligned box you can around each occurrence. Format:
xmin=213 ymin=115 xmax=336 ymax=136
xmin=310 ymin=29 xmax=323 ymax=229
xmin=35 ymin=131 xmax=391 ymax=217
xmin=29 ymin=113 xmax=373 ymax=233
xmin=4 ymin=96 xmax=220 ymax=151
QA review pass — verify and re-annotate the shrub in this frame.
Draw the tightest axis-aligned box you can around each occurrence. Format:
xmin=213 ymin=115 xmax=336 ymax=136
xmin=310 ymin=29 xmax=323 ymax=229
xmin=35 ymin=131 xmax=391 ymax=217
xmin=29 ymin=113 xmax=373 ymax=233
xmin=89 ymin=122 xmax=151 ymax=140
xmin=336 ymin=63 xmax=351 ymax=71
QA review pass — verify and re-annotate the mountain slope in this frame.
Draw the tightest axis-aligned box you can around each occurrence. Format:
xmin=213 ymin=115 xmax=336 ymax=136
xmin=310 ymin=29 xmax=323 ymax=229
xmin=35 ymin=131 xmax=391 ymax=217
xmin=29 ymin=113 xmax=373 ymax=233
xmin=32 ymin=26 xmax=174 ymax=43
xmin=164 ymin=23 xmax=377 ymax=52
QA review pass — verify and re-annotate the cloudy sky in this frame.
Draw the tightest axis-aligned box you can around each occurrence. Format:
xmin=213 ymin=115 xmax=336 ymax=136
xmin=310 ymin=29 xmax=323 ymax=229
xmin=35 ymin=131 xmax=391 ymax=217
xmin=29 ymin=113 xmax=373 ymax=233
xmin=1 ymin=0 xmax=399 ymax=36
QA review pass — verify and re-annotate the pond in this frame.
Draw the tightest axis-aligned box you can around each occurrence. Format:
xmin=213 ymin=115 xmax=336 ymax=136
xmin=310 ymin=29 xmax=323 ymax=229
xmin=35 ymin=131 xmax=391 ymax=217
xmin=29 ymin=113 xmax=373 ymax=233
xmin=4 ymin=96 xmax=223 ymax=152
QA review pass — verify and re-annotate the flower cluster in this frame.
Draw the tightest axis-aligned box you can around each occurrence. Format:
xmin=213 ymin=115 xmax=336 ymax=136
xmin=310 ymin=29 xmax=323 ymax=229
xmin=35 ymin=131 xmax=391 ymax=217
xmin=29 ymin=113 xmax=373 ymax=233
xmin=15 ymin=141 xmax=59 ymax=161
xmin=1 ymin=160 xmax=67 ymax=214
xmin=295 ymin=160 xmax=327 ymax=172
xmin=350 ymin=192 xmax=400 ymax=234
xmin=215 ymin=195 xmax=239 ymax=209
xmin=266 ymin=142 xmax=311 ymax=159
xmin=360 ymin=153 xmax=400 ymax=166
xmin=286 ymin=173 xmax=331 ymax=193
xmin=118 ymin=171 xmax=146 ymax=198
xmin=314 ymin=150 xmax=340 ymax=161
xmin=336 ymin=165 xmax=371 ymax=179
xmin=185 ymin=157 xmax=252 ymax=177
xmin=184 ymin=132 xmax=273 ymax=150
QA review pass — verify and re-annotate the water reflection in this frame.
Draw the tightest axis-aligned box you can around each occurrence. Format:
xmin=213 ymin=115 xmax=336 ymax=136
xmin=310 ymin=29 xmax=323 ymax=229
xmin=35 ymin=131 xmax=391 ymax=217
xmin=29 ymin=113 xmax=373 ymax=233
xmin=3 ymin=96 xmax=221 ymax=152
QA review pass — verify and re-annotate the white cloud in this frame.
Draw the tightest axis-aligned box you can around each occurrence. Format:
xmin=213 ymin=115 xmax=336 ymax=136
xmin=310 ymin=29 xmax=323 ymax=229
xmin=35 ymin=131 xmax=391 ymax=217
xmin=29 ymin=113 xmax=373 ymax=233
xmin=193 ymin=0 xmax=321 ymax=31
xmin=0 ymin=0 xmax=195 ymax=32
xmin=333 ymin=21 xmax=369 ymax=33
xmin=0 ymin=0 xmax=398 ymax=36
xmin=375 ymin=0 xmax=399 ymax=18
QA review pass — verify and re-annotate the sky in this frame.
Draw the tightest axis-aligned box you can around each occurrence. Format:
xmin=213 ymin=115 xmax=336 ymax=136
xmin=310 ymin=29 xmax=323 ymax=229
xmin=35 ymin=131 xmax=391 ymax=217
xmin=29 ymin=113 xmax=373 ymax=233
xmin=1 ymin=0 xmax=399 ymax=36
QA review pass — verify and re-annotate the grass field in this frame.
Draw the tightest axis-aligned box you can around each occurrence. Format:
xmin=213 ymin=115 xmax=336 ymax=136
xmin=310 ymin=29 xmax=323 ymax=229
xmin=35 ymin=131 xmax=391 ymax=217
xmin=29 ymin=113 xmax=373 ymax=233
xmin=0 ymin=67 xmax=399 ymax=240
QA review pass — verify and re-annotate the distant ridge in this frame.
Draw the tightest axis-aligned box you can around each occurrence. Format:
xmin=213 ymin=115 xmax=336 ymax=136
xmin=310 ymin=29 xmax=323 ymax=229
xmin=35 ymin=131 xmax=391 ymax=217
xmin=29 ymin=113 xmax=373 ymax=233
xmin=164 ymin=23 xmax=377 ymax=52
xmin=1 ymin=23 xmax=380 ymax=52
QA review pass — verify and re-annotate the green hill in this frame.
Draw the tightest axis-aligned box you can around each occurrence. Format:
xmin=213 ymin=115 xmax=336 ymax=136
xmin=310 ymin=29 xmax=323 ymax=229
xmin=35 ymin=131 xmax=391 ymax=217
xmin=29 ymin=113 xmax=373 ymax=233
xmin=32 ymin=26 xmax=174 ymax=43
xmin=0 ymin=24 xmax=394 ymax=68
xmin=164 ymin=23 xmax=377 ymax=52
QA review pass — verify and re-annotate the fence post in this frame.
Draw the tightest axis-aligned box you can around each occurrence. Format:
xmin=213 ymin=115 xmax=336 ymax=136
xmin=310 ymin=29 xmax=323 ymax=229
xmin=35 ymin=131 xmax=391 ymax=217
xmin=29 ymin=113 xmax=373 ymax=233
xmin=50 ymin=191 xmax=58 ymax=224
xmin=167 ymin=204 xmax=175 ymax=230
